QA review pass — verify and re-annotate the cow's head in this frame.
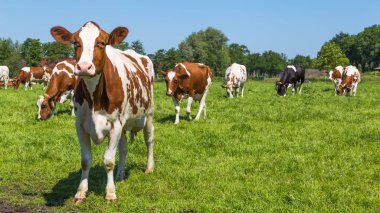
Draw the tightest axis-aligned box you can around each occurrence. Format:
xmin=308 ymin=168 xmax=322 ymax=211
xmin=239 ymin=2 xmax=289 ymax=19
xmin=161 ymin=67 xmax=190 ymax=97
xmin=50 ymin=21 xmax=129 ymax=77
xmin=275 ymin=81 xmax=287 ymax=96
xmin=337 ymin=76 xmax=353 ymax=96
xmin=224 ymin=73 xmax=238 ymax=97
xmin=37 ymin=94 xmax=55 ymax=120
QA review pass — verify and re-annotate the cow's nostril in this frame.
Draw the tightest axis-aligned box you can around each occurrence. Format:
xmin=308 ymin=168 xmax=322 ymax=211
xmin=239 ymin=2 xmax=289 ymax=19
xmin=76 ymin=64 xmax=81 ymax=71
xmin=88 ymin=64 xmax=92 ymax=70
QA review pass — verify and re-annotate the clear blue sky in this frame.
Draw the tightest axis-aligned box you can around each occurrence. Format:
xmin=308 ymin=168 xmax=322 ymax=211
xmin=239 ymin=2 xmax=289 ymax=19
xmin=0 ymin=0 xmax=378 ymax=58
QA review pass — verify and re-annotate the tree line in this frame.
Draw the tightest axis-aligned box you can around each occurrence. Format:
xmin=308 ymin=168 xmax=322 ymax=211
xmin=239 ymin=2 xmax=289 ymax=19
xmin=0 ymin=24 xmax=379 ymax=78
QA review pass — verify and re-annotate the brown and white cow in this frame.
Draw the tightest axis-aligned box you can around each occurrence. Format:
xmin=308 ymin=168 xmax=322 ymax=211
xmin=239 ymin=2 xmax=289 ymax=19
xmin=13 ymin=66 xmax=53 ymax=90
xmin=328 ymin=65 xmax=344 ymax=96
xmin=337 ymin=65 xmax=361 ymax=96
xmin=51 ymin=21 xmax=154 ymax=202
xmin=222 ymin=63 xmax=247 ymax=98
xmin=161 ymin=62 xmax=213 ymax=124
xmin=37 ymin=59 xmax=77 ymax=120
xmin=0 ymin=66 xmax=10 ymax=89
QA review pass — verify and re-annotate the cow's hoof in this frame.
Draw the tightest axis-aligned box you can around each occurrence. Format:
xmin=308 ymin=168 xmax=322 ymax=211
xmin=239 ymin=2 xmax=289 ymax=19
xmin=105 ymin=193 xmax=117 ymax=202
xmin=174 ymin=121 xmax=179 ymax=125
xmin=115 ymin=173 xmax=125 ymax=182
xmin=145 ymin=168 xmax=154 ymax=174
xmin=74 ymin=197 xmax=86 ymax=204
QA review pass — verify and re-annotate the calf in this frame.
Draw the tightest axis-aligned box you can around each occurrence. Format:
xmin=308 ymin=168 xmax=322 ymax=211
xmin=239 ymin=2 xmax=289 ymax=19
xmin=337 ymin=65 xmax=361 ymax=96
xmin=37 ymin=59 xmax=77 ymax=120
xmin=13 ymin=66 xmax=52 ymax=90
xmin=275 ymin=65 xmax=305 ymax=96
xmin=222 ymin=63 xmax=247 ymax=98
xmin=161 ymin=62 xmax=213 ymax=124
xmin=0 ymin=66 xmax=9 ymax=89
xmin=328 ymin=65 xmax=344 ymax=96
xmin=51 ymin=21 xmax=154 ymax=202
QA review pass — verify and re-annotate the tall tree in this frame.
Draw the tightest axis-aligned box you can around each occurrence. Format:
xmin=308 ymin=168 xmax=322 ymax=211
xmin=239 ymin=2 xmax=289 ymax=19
xmin=355 ymin=25 xmax=380 ymax=70
xmin=0 ymin=38 xmax=24 ymax=77
xmin=21 ymin=38 xmax=43 ymax=66
xmin=131 ymin=40 xmax=146 ymax=55
xmin=313 ymin=42 xmax=349 ymax=71
xmin=261 ymin=51 xmax=287 ymax=76
xmin=43 ymin=41 xmax=73 ymax=63
xmin=228 ymin=43 xmax=250 ymax=65
xmin=116 ymin=41 xmax=130 ymax=51
xmin=289 ymin=55 xmax=313 ymax=68
xmin=178 ymin=27 xmax=231 ymax=76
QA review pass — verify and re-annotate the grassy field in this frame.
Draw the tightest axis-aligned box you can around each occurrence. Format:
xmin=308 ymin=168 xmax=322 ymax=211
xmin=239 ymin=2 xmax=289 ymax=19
xmin=0 ymin=76 xmax=379 ymax=212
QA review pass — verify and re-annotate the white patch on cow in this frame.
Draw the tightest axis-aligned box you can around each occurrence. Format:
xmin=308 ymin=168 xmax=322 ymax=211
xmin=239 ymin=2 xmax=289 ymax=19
xmin=167 ymin=71 xmax=176 ymax=81
xmin=287 ymin=65 xmax=297 ymax=72
xmin=0 ymin=66 xmax=9 ymax=89
xmin=78 ymin=22 xmax=100 ymax=68
xmin=177 ymin=63 xmax=191 ymax=76
xmin=36 ymin=95 xmax=44 ymax=119
xmin=53 ymin=61 xmax=75 ymax=77
xmin=335 ymin=65 xmax=344 ymax=74
xmin=22 ymin=67 xmax=31 ymax=73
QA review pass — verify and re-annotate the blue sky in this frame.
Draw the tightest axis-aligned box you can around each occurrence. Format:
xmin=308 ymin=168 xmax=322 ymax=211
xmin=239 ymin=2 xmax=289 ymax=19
xmin=0 ymin=0 xmax=378 ymax=58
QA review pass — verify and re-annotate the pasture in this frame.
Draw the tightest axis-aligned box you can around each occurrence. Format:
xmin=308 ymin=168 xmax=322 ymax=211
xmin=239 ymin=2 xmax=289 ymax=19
xmin=0 ymin=77 xmax=379 ymax=212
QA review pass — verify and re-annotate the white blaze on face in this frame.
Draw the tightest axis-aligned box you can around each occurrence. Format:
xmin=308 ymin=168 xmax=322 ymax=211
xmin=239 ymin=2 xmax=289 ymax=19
xmin=78 ymin=22 xmax=100 ymax=69
xmin=167 ymin=71 xmax=176 ymax=94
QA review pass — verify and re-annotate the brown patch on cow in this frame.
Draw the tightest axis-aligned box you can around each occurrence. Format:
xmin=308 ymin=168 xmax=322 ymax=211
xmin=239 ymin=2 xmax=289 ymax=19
xmin=332 ymin=68 xmax=342 ymax=79
xmin=337 ymin=75 xmax=353 ymax=96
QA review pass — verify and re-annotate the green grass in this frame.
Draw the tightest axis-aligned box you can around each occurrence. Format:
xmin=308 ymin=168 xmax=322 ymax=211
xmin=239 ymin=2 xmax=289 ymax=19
xmin=0 ymin=77 xmax=379 ymax=212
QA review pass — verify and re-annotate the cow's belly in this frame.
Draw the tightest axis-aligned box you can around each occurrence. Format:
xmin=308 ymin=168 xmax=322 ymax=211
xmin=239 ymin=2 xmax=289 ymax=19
xmin=123 ymin=116 xmax=146 ymax=132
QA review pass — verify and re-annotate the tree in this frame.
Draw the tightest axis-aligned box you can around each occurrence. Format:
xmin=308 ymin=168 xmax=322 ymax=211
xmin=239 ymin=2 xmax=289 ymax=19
xmin=228 ymin=43 xmax=250 ymax=65
xmin=43 ymin=41 xmax=73 ymax=63
xmin=289 ymin=55 xmax=313 ymax=68
xmin=261 ymin=51 xmax=287 ymax=76
xmin=355 ymin=25 xmax=380 ymax=71
xmin=0 ymin=38 xmax=24 ymax=77
xmin=178 ymin=27 xmax=231 ymax=76
xmin=313 ymin=42 xmax=349 ymax=71
xmin=21 ymin=38 xmax=43 ymax=66
xmin=116 ymin=41 xmax=130 ymax=51
xmin=131 ymin=40 xmax=146 ymax=55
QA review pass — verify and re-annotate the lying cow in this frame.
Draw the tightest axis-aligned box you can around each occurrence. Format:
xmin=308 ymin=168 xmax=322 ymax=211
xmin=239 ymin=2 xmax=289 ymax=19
xmin=337 ymin=65 xmax=361 ymax=96
xmin=37 ymin=59 xmax=77 ymax=120
xmin=13 ymin=66 xmax=53 ymax=90
xmin=275 ymin=65 xmax=305 ymax=96
xmin=328 ymin=65 xmax=344 ymax=96
xmin=222 ymin=63 xmax=247 ymax=98
xmin=0 ymin=66 xmax=9 ymax=89
xmin=51 ymin=21 xmax=155 ymax=202
xmin=161 ymin=62 xmax=213 ymax=124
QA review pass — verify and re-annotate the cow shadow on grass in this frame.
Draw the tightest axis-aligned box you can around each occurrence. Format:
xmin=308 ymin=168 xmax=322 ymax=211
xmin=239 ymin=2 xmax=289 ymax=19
xmin=54 ymin=109 xmax=72 ymax=117
xmin=43 ymin=163 xmax=141 ymax=206
xmin=157 ymin=115 xmax=189 ymax=124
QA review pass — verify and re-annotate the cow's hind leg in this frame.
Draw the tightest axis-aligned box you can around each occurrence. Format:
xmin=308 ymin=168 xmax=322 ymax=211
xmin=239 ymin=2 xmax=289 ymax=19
xmin=240 ymin=83 xmax=245 ymax=97
xmin=144 ymin=115 xmax=154 ymax=173
xmin=203 ymin=103 xmax=207 ymax=118
xmin=186 ymin=96 xmax=193 ymax=120
xmin=104 ymin=121 xmax=122 ymax=201
xmin=299 ymin=83 xmax=303 ymax=94
xmin=116 ymin=133 xmax=127 ymax=181
xmin=74 ymin=123 xmax=92 ymax=203
xmin=195 ymin=89 xmax=209 ymax=121
xmin=4 ymin=77 xmax=8 ymax=89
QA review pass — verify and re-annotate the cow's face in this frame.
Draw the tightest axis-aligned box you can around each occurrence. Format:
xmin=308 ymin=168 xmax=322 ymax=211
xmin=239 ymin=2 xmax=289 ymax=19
xmin=275 ymin=81 xmax=286 ymax=96
xmin=37 ymin=95 xmax=55 ymax=120
xmin=51 ymin=22 xmax=129 ymax=78
xmin=161 ymin=69 xmax=190 ymax=96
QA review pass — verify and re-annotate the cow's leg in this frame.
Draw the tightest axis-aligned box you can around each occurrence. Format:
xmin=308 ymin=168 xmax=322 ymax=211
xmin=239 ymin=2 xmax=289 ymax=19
xmin=143 ymin=115 xmax=155 ymax=173
xmin=25 ymin=82 xmax=29 ymax=90
xmin=74 ymin=122 xmax=92 ymax=203
xmin=195 ymin=90 xmax=209 ymax=121
xmin=172 ymin=96 xmax=180 ymax=124
xmin=299 ymin=83 xmax=303 ymax=94
xmin=186 ymin=96 xmax=193 ymax=120
xmin=103 ymin=121 xmax=122 ymax=201
xmin=353 ymin=83 xmax=358 ymax=96
xmin=203 ymin=103 xmax=207 ymax=118
xmin=292 ymin=83 xmax=296 ymax=95
xmin=116 ymin=133 xmax=127 ymax=181
xmin=4 ymin=77 xmax=8 ymax=89
xmin=240 ymin=83 xmax=245 ymax=97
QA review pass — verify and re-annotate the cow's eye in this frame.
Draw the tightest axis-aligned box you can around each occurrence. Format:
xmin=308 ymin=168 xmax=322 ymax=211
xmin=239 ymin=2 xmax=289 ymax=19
xmin=96 ymin=41 xmax=106 ymax=47
xmin=73 ymin=41 xmax=81 ymax=48
xmin=174 ymin=79 xmax=178 ymax=83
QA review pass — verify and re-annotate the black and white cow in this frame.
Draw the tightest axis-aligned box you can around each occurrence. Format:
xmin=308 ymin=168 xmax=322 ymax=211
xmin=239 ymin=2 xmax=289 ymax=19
xmin=275 ymin=65 xmax=305 ymax=96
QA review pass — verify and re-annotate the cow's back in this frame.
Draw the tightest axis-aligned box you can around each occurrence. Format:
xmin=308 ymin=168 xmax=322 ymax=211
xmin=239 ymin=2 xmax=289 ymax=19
xmin=178 ymin=62 xmax=211 ymax=94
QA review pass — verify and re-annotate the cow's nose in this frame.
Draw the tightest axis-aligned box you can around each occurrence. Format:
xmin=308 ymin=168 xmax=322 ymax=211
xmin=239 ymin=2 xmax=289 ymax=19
xmin=166 ymin=92 xmax=172 ymax=96
xmin=76 ymin=62 xmax=92 ymax=72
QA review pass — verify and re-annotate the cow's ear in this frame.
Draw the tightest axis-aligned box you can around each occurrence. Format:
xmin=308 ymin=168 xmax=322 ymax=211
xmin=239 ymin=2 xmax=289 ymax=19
xmin=109 ymin=27 xmax=129 ymax=46
xmin=161 ymin=71 xmax=167 ymax=76
xmin=51 ymin=26 xmax=73 ymax=45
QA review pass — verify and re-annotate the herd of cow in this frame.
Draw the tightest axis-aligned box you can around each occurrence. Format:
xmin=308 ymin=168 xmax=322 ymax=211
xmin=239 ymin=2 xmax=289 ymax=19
xmin=0 ymin=22 xmax=362 ymax=203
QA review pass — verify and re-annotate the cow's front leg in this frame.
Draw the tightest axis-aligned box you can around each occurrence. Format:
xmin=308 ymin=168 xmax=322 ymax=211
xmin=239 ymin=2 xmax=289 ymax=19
xmin=292 ymin=83 xmax=296 ymax=95
xmin=240 ymin=83 xmax=245 ymax=97
xmin=172 ymin=96 xmax=180 ymax=124
xmin=104 ymin=121 xmax=122 ymax=201
xmin=143 ymin=115 xmax=155 ymax=173
xmin=186 ymin=96 xmax=193 ymax=120
xmin=116 ymin=133 xmax=127 ymax=181
xmin=4 ymin=78 xmax=8 ymax=89
xmin=25 ymin=82 xmax=29 ymax=90
xmin=299 ymin=83 xmax=303 ymax=94
xmin=74 ymin=122 xmax=92 ymax=203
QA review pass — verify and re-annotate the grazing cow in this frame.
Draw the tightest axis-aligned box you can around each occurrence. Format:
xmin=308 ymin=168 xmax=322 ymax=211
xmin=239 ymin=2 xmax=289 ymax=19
xmin=37 ymin=59 xmax=77 ymax=120
xmin=337 ymin=65 xmax=361 ymax=96
xmin=222 ymin=63 xmax=247 ymax=98
xmin=0 ymin=66 xmax=9 ymax=89
xmin=13 ymin=66 xmax=53 ymax=90
xmin=275 ymin=65 xmax=305 ymax=96
xmin=161 ymin=62 xmax=213 ymax=124
xmin=51 ymin=21 xmax=154 ymax=202
xmin=328 ymin=65 xmax=344 ymax=96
